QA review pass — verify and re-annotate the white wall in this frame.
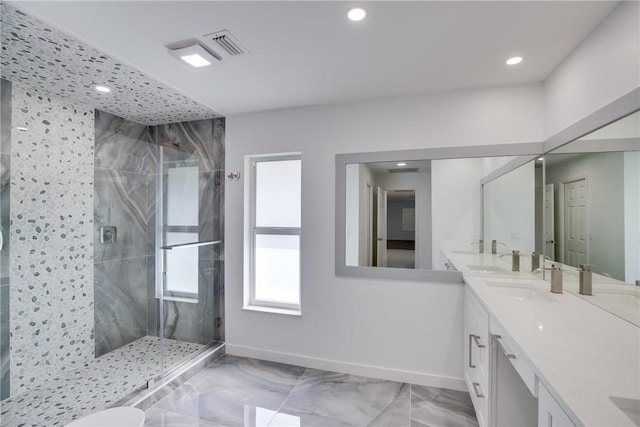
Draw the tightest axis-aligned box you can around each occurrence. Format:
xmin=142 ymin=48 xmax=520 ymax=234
xmin=225 ymin=84 xmax=544 ymax=388
xmin=624 ymin=151 xmax=640 ymax=283
xmin=432 ymin=158 xmax=486 ymax=268
xmin=483 ymin=162 xmax=536 ymax=254
xmin=345 ymin=163 xmax=359 ymax=266
xmin=544 ymin=1 xmax=640 ymax=137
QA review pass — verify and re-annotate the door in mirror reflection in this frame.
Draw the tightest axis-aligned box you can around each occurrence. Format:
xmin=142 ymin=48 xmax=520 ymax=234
xmin=345 ymin=161 xmax=430 ymax=269
xmin=381 ymin=189 xmax=416 ymax=269
xmin=545 ymin=110 xmax=640 ymax=284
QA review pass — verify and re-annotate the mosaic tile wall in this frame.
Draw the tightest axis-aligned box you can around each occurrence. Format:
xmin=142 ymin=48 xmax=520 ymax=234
xmin=9 ymin=83 xmax=95 ymax=395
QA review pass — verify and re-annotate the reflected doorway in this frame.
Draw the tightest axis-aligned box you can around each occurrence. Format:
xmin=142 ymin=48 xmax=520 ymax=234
xmin=374 ymin=189 xmax=416 ymax=269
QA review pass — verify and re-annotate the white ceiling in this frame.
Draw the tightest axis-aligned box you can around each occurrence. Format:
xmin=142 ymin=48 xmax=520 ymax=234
xmin=11 ymin=1 xmax=618 ymax=117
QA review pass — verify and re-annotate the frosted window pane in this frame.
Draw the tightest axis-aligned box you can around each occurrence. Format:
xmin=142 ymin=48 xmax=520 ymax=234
xmin=167 ymin=166 xmax=199 ymax=226
xmin=256 ymin=160 xmax=301 ymax=227
xmin=255 ymin=234 xmax=300 ymax=304
xmin=165 ymin=232 xmax=199 ymax=295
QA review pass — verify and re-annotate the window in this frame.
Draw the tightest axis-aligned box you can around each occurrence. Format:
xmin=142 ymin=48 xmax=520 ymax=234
xmin=247 ymin=154 xmax=301 ymax=313
xmin=160 ymin=162 xmax=200 ymax=300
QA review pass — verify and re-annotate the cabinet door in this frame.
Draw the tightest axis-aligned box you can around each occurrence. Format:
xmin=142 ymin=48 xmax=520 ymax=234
xmin=465 ymin=288 xmax=490 ymax=427
xmin=538 ymin=383 xmax=575 ymax=427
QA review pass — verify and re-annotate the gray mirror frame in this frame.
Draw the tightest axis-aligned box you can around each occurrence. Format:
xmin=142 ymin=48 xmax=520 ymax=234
xmin=335 ymin=143 xmax=543 ymax=282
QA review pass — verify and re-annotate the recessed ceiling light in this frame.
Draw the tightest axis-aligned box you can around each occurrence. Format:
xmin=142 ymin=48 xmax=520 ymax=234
xmin=91 ymin=84 xmax=111 ymax=93
xmin=538 ymin=157 xmax=544 ymax=161
xmin=506 ymin=56 xmax=523 ymax=65
xmin=15 ymin=126 xmax=28 ymax=131
xmin=348 ymin=7 xmax=367 ymax=21
xmin=397 ymin=162 xmax=407 ymax=167
xmin=168 ymin=43 xmax=220 ymax=68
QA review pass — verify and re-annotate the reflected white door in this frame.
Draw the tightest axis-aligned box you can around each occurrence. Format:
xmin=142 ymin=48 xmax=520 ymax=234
xmin=544 ymin=183 xmax=555 ymax=260
xmin=565 ymin=178 xmax=588 ymax=267
xmin=376 ymin=186 xmax=388 ymax=267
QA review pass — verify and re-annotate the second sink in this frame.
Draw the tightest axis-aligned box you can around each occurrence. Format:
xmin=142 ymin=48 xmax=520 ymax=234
xmin=486 ymin=281 xmax=557 ymax=302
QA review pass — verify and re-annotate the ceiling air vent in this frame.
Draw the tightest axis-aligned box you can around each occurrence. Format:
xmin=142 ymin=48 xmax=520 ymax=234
xmin=204 ymin=30 xmax=249 ymax=59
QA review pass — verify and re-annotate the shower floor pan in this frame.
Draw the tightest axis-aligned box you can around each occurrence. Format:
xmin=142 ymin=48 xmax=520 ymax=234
xmin=0 ymin=336 xmax=211 ymax=426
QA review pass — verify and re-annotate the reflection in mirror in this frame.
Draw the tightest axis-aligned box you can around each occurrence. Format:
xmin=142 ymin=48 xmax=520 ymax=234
xmin=336 ymin=144 xmax=545 ymax=281
xmin=482 ymin=159 xmax=542 ymax=256
xmin=345 ymin=161 xmax=430 ymax=269
xmin=544 ymin=110 xmax=640 ymax=326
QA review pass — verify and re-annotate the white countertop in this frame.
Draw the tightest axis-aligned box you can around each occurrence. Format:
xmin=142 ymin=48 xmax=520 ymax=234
xmin=444 ymin=250 xmax=640 ymax=426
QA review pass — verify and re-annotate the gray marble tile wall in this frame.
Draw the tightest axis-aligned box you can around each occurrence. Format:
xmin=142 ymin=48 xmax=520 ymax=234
xmin=95 ymin=113 xmax=225 ymax=356
xmin=0 ymin=78 xmax=10 ymax=400
xmin=9 ymin=83 xmax=94 ymax=396
xmin=94 ymin=110 xmax=155 ymax=357
xmin=149 ymin=118 xmax=225 ymax=345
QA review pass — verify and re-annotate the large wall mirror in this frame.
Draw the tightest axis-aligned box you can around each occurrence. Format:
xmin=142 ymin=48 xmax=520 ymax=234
xmin=482 ymin=157 xmax=543 ymax=256
xmin=543 ymin=110 xmax=640 ymax=325
xmin=335 ymin=144 xmax=543 ymax=282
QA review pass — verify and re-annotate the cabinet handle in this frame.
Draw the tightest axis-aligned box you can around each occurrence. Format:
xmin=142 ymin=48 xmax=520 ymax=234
xmin=472 ymin=334 xmax=485 ymax=348
xmin=472 ymin=382 xmax=484 ymax=398
xmin=468 ymin=334 xmax=476 ymax=368
xmin=494 ymin=335 xmax=516 ymax=359
xmin=468 ymin=334 xmax=486 ymax=368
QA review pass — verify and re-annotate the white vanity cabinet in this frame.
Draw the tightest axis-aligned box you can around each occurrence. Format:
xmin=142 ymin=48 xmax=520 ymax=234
xmin=538 ymin=383 xmax=574 ymax=427
xmin=464 ymin=288 xmax=490 ymax=427
xmin=465 ymin=286 xmax=576 ymax=427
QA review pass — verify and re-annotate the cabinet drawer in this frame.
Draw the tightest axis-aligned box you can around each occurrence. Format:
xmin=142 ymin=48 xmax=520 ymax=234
xmin=465 ymin=375 xmax=489 ymax=427
xmin=538 ymin=382 xmax=575 ymax=426
xmin=490 ymin=319 xmax=537 ymax=396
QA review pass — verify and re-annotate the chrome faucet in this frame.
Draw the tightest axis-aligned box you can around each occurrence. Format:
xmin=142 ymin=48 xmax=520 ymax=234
xmin=491 ymin=240 xmax=505 ymax=254
xmin=549 ymin=264 xmax=563 ymax=293
xmin=541 ymin=263 xmax=563 ymax=293
xmin=511 ymin=250 xmax=520 ymax=272
xmin=531 ymin=252 xmax=540 ymax=272
xmin=579 ymin=264 xmax=593 ymax=296
xmin=471 ymin=239 xmax=484 ymax=253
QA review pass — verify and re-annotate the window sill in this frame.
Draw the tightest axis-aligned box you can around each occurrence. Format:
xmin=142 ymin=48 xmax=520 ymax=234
xmin=242 ymin=305 xmax=301 ymax=317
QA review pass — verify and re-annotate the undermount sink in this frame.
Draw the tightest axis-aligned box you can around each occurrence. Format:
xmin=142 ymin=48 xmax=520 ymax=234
xmin=485 ymin=281 xmax=556 ymax=302
xmin=610 ymin=396 xmax=640 ymax=426
xmin=467 ymin=264 xmax=509 ymax=275
xmin=451 ymin=250 xmax=478 ymax=255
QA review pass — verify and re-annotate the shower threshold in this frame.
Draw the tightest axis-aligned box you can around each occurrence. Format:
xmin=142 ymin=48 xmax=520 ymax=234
xmin=0 ymin=336 xmax=216 ymax=426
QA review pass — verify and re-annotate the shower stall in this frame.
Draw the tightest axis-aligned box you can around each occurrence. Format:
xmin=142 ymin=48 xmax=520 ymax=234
xmin=0 ymin=80 xmax=225 ymax=426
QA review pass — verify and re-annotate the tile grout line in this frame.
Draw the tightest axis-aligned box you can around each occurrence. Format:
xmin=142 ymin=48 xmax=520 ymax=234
xmin=266 ymin=367 xmax=309 ymax=426
xmin=409 ymin=383 xmax=412 ymax=426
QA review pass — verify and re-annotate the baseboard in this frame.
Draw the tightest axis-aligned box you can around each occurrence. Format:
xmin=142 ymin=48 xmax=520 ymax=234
xmin=226 ymin=343 xmax=466 ymax=392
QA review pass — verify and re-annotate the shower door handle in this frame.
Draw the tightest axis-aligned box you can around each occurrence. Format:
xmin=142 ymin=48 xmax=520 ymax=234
xmin=0 ymin=229 xmax=3 ymax=251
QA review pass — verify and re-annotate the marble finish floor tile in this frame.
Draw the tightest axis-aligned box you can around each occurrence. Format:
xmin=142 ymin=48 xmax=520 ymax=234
xmin=144 ymin=408 xmax=221 ymax=427
xmin=410 ymin=384 xmax=478 ymax=427
xmin=154 ymin=356 xmax=307 ymax=426
xmin=147 ymin=356 xmax=478 ymax=427
xmin=0 ymin=336 xmax=208 ymax=427
xmin=274 ymin=369 xmax=409 ymax=426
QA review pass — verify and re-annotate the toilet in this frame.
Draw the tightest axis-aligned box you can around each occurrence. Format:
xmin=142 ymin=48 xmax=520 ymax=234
xmin=65 ymin=407 xmax=145 ymax=427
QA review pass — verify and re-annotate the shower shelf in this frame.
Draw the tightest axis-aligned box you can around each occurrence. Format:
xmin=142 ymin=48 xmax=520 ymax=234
xmin=160 ymin=240 xmax=221 ymax=250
